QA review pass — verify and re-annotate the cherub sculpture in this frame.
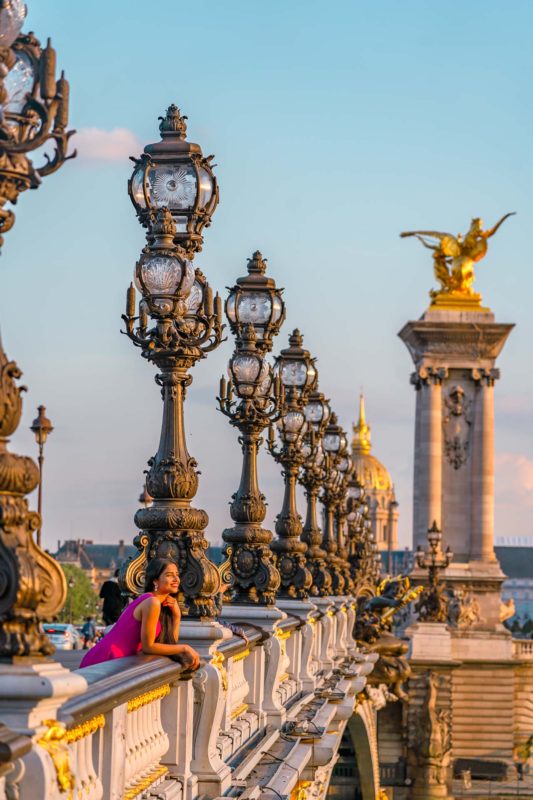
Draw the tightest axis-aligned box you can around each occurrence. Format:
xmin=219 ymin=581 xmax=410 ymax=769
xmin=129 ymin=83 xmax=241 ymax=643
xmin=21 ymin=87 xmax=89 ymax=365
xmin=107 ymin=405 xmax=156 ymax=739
xmin=400 ymin=213 xmax=515 ymax=299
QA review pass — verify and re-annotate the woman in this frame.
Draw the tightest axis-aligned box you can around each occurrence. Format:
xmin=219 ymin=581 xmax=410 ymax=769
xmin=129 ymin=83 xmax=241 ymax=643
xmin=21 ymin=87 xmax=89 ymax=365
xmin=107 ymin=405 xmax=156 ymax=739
xmin=80 ymin=558 xmax=200 ymax=670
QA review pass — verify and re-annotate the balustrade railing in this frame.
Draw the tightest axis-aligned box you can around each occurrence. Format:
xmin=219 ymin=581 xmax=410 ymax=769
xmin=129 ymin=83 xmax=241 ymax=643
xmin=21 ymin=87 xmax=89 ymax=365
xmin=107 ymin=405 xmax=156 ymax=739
xmin=4 ymin=596 xmax=379 ymax=800
xmin=512 ymin=638 xmax=533 ymax=660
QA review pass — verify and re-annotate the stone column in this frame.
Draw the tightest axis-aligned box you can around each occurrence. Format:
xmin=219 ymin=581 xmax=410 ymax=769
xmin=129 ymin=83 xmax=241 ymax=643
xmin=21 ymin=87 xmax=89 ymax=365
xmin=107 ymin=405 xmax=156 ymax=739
xmin=470 ymin=368 xmax=498 ymax=562
xmin=412 ymin=367 xmax=446 ymax=551
xmin=387 ymin=499 xmax=399 ymax=551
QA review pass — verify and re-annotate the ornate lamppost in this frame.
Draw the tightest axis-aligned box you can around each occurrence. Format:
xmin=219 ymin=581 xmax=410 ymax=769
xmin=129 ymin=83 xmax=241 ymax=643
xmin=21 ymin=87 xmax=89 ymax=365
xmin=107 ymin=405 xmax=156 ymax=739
xmin=267 ymin=329 xmax=316 ymax=599
xmin=218 ymin=325 xmax=282 ymax=603
xmin=414 ymin=521 xmax=453 ymax=623
xmin=0 ymin=1 xmax=75 ymax=658
xmin=0 ymin=0 xmax=75 ymax=248
xmin=30 ymin=404 xmax=53 ymax=548
xmin=218 ymin=251 xmax=286 ymax=605
xmin=299 ymin=390 xmax=332 ymax=596
xmin=334 ymin=447 xmax=354 ymax=594
xmin=346 ymin=475 xmax=366 ymax=590
xmin=320 ymin=412 xmax=347 ymax=595
xmin=121 ymin=107 xmax=223 ymax=619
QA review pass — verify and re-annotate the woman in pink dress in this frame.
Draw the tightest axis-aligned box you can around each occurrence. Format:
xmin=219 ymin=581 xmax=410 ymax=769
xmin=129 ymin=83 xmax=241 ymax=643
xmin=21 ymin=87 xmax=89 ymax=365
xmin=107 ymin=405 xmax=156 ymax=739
xmin=80 ymin=558 xmax=200 ymax=669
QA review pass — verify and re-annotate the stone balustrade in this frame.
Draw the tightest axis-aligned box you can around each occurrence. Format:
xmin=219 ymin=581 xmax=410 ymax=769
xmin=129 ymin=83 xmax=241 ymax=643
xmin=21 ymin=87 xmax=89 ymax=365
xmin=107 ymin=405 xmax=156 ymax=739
xmin=512 ymin=638 xmax=533 ymax=660
xmin=2 ymin=596 xmax=380 ymax=800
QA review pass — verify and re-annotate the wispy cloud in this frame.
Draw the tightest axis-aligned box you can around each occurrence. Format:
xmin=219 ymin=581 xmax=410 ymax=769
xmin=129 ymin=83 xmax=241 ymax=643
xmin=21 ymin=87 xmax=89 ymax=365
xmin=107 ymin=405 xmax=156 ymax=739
xmin=73 ymin=127 xmax=142 ymax=161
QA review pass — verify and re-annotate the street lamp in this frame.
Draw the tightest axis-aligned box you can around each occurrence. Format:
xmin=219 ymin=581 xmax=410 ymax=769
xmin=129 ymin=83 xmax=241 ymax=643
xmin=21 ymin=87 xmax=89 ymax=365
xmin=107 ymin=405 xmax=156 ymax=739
xmin=128 ymin=104 xmax=218 ymax=258
xmin=30 ymin=405 xmax=53 ymax=548
xmin=121 ymin=107 xmax=223 ymax=619
xmin=334 ymin=446 xmax=354 ymax=593
xmin=267 ymin=330 xmax=316 ymax=600
xmin=0 ymin=0 xmax=75 ymax=248
xmin=320 ymin=412 xmax=347 ymax=595
xmin=218 ymin=319 xmax=283 ymax=604
xmin=414 ymin=521 xmax=453 ymax=623
xmin=298 ymin=390 xmax=332 ymax=596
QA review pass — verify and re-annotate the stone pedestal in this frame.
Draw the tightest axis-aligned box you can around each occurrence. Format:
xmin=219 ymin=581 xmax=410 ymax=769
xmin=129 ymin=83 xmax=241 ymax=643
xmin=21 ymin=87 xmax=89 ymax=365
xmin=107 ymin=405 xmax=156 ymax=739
xmin=407 ymin=622 xmax=453 ymax=663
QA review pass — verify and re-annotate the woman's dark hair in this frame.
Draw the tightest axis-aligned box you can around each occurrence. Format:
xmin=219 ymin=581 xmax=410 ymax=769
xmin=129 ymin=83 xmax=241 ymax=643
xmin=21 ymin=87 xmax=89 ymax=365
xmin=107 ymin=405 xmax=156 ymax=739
xmin=143 ymin=558 xmax=180 ymax=645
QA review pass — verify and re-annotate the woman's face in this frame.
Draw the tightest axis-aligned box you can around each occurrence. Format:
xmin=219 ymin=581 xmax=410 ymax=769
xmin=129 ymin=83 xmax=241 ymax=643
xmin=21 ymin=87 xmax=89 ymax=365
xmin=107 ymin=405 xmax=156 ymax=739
xmin=156 ymin=563 xmax=180 ymax=594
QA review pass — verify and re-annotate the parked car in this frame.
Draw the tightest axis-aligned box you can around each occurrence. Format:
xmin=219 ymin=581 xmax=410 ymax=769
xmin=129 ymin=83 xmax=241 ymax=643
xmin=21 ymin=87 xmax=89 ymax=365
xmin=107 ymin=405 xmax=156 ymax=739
xmin=43 ymin=623 xmax=83 ymax=650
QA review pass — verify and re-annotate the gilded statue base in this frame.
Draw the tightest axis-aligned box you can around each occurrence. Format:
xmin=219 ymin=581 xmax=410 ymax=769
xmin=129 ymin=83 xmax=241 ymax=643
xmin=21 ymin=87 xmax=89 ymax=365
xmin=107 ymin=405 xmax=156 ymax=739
xmin=429 ymin=290 xmax=490 ymax=313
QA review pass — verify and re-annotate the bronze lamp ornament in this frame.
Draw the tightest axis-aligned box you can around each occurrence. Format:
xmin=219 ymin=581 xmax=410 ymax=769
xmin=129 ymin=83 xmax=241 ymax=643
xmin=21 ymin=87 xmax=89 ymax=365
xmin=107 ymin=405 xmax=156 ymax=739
xmin=225 ymin=251 xmax=285 ymax=354
xmin=218 ymin=322 xmax=283 ymax=604
xmin=299 ymin=390 xmax=332 ymax=596
xmin=0 ymin=0 xmax=75 ymax=247
xmin=129 ymin=104 xmax=218 ymax=258
xmin=267 ymin=329 xmax=318 ymax=600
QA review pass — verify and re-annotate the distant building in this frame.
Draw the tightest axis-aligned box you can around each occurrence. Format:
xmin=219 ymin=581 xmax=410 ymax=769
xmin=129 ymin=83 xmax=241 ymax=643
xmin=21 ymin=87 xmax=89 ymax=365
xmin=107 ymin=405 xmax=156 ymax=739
xmin=53 ymin=539 xmax=137 ymax=590
xmin=351 ymin=394 xmax=399 ymax=552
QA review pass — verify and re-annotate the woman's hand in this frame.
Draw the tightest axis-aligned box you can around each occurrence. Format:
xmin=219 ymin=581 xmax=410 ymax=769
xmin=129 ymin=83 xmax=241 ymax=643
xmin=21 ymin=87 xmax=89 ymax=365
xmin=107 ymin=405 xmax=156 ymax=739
xmin=162 ymin=596 xmax=181 ymax=619
xmin=174 ymin=644 xmax=200 ymax=671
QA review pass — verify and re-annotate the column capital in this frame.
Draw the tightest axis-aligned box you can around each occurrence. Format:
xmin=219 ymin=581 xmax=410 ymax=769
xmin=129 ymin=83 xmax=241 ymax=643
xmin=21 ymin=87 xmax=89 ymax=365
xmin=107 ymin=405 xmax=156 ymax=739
xmin=410 ymin=366 xmax=448 ymax=390
xmin=471 ymin=368 xmax=500 ymax=387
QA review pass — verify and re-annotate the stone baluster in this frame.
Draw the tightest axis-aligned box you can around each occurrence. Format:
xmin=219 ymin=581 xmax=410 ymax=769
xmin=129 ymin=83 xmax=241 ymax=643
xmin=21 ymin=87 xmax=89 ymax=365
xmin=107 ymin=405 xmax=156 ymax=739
xmin=66 ymin=715 xmax=105 ymax=800
xmin=191 ymin=660 xmax=232 ymax=796
xmin=161 ymin=679 xmax=197 ymax=800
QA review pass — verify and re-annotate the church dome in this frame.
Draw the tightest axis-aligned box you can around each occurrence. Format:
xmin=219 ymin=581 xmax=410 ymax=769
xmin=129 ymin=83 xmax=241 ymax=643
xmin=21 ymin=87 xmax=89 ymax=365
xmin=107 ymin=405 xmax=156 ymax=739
xmin=351 ymin=395 xmax=393 ymax=492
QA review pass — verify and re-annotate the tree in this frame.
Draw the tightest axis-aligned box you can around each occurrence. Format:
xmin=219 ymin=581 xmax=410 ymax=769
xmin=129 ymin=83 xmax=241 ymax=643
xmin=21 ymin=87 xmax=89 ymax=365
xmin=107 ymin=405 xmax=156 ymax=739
xmin=58 ymin=564 xmax=100 ymax=624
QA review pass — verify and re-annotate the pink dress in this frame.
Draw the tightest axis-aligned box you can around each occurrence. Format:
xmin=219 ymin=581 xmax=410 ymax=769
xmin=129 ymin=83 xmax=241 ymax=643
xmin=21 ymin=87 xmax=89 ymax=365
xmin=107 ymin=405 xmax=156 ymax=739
xmin=80 ymin=593 xmax=161 ymax=668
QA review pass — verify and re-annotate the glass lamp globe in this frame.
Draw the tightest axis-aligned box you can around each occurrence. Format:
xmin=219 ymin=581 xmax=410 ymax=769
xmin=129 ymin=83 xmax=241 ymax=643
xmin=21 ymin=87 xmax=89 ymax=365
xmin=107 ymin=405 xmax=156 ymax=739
xmin=134 ymin=209 xmax=194 ymax=317
xmin=229 ymin=354 xmax=261 ymax=397
xmin=304 ymin=390 xmax=331 ymax=433
xmin=0 ymin=0 xmax=26 ymax=48
xmin=228 ymin=324 xmax=269 ymax=399
xmin=278 ymin=409 xmax=306 ymax=443
xmin=323 ymin=412 xmax=344 ymax=453
xmin=338 ymin=453 xmax=351 ymax=474
xmin=276 ymin=329 xmax=317 ymax=400
xmin=225 ymin=251 xmax=285 ymax=353
xmin=129 ymin=105 xmax=218 ymax=256
xmin=3 ymin=48 xmax=35 ymax=115
xmin=427 ymin=525 xmax=441 ymax=550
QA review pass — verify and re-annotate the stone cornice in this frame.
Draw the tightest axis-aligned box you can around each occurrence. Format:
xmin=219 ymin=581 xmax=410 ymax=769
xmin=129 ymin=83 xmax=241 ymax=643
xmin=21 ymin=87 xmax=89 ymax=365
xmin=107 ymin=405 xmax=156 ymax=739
xmin=398 ymin=319 xmax=514 ymax=368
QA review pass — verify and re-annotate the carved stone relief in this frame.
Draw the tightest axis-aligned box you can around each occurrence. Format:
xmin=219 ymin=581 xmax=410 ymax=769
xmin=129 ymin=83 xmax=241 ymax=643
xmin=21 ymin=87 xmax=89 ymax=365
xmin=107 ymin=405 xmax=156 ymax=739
xmin=443 ymin=384 xmax=472 ymax=469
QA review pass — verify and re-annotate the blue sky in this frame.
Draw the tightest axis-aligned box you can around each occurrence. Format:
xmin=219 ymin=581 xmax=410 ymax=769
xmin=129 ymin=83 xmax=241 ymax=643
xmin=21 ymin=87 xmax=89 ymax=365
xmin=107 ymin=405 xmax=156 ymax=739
xmin=2 ymin=0 xmax=533 ymax=551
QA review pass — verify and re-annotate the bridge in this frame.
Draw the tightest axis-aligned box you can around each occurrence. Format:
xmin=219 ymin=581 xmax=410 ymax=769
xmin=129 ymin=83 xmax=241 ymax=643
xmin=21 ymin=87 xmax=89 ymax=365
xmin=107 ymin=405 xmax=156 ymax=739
xmin=0 ymin=597 xmax=390 ymax=800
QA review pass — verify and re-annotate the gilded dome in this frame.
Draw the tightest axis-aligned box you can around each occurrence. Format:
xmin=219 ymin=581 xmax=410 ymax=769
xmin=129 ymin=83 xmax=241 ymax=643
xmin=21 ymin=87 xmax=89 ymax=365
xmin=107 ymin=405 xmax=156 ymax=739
xmin=352 ymin=452 xmax=393 ymax=492
xmin=351 ymin=394 xmax=394 ymax=493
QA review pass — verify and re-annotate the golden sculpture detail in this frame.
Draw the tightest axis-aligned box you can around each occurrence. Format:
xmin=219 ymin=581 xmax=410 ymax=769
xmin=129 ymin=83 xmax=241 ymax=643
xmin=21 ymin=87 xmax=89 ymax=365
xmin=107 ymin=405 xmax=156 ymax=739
xmin=37 ymin=720 xmax=75 ymax=797
xmin=401 ymin=213 xmax=515 ymax=310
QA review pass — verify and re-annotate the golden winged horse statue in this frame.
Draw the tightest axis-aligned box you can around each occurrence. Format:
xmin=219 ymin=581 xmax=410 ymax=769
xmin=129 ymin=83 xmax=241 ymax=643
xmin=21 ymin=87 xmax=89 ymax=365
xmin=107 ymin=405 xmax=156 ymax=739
xmin=400 ymin=213 xmax=515 ymax=302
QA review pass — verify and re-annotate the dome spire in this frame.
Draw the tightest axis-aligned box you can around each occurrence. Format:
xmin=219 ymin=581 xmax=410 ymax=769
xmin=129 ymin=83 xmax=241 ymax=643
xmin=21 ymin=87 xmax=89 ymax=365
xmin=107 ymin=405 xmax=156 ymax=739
xmin=352 ymin=393 xmax=372 ymax=454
